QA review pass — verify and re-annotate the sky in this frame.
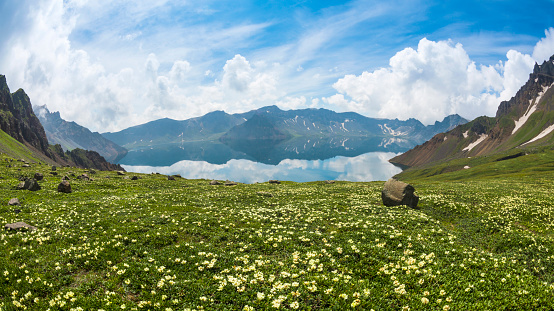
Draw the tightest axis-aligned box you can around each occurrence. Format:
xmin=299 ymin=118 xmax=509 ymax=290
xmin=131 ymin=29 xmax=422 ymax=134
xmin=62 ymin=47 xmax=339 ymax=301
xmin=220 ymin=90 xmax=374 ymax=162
xmin=1 ymin=0 xmax=554 ymax=132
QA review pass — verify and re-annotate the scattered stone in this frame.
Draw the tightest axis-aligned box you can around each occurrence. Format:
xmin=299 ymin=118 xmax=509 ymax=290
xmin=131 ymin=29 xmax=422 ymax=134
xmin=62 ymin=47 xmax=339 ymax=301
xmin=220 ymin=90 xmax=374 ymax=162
xmin=257 ymin=191 xmax=273 ymax=197
xmin=381 ymin=178 xmax=419 ymax=208
xmin=131 ymin=176 xmax=139 ymax=180
xmin=13 ymin=209 xmax=21 ymax=214
xmin=268 ymin=180 xmax=281 ymax=184
xmin=22 ymin=164 xmax=30 ymax=168
xmin=50 ymin=172 xmax=58 ymax=176
xmin=167 ymin=176 xmax=176 ymax=181
xmin=88 ymin=169 xmax=97 ymax=174
xmin=463 ymin=166 xmax=470 ymax=169
xmin=17 ymin=179 xmax=41 ymax=191
xmin=62 ymin=175 xmax=70 ymax=180
xmin=8 ymin=198 xmax=20 ymax=206
xmin=78 ymin=174 xmax=90 ymax=181
xmin=173 ymin=174 xmax=182 ymax=178
xmin=117 ymin=171 xmax=125 ymax=175
xmin=34 ymin=172 xmax=44 ymax=181
xmin=324 ymin=180 xmax=335 ymax=184
xmin=224 ymin=181 xmax=238 ymax=186
xmin=4 ymin=222 xmax=37 ymax=231
xmin=52 ymin=166 xmax=57 ymax=171
xmin=58 ymin=180 xmax=72 ymax=193
xmin=210 ymin=180 xmax=222 ymax=185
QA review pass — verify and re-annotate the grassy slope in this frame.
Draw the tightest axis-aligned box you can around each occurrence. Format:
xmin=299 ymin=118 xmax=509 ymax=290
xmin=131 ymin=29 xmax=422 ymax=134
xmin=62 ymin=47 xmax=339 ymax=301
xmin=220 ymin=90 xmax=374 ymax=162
xmin=0 ymin=129 xmax=45 ymax=163
xmin=0 ymin=151 xmax=552 ymax=310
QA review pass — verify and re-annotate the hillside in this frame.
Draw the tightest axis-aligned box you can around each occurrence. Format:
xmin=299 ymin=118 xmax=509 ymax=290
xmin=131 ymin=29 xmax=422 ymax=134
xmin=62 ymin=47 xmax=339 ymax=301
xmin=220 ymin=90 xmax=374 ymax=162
xmin=36 ymin=106 xmax=127 ymax=163
xmin=391 ymin=54 xmax=554 ymax=169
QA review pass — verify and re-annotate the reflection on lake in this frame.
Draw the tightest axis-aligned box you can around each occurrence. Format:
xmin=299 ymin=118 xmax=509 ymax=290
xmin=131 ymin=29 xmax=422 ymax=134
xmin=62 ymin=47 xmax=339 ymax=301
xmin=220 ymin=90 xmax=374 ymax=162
xmin=122 ymin=152 xmax=402 ymax=184
xmin=118 ymin=136 xmax=411 ymax=183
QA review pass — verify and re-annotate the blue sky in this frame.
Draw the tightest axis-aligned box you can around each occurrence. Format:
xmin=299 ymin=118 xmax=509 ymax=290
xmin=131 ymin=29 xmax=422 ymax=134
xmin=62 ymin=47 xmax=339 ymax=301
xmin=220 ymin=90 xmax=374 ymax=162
xmin=1 ymin=0 xmax=554 ymax=131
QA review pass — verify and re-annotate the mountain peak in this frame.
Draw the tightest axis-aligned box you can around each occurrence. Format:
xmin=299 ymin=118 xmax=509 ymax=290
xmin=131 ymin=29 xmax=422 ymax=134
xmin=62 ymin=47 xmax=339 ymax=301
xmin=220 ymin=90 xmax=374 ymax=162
xmin=532 ymin=54 xmax=554 ymax=77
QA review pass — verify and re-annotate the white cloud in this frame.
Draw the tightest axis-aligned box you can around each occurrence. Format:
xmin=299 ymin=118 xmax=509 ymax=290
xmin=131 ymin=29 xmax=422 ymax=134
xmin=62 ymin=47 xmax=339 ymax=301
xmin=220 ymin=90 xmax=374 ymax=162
xmin=329 ymin=38 xmax=537 ymax=124
xmin=533 ymin=28 xmax=554 ymax=63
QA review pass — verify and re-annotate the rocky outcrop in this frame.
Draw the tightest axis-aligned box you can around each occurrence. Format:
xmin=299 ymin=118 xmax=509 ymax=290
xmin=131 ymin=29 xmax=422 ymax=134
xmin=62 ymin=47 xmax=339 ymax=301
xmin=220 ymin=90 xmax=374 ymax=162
xmin=0 ymin=75 xmax=51 ymax=156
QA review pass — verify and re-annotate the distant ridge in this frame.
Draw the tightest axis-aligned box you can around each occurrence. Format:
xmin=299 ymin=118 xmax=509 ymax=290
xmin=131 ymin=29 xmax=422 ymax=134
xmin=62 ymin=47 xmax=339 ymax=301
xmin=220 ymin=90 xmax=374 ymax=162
xmin=103 ymin=105 xmax=468 ymax=150
xmin=390 ymin=54 xmax=554 ymax=169
xmin=36 ymin=106 xmax=128 ymax=163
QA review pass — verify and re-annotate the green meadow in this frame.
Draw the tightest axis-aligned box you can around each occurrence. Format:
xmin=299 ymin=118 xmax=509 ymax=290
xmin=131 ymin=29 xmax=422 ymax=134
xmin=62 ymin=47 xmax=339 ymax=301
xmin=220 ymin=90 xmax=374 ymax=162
xmin=0 ymin=152 xmax=553 ymax=310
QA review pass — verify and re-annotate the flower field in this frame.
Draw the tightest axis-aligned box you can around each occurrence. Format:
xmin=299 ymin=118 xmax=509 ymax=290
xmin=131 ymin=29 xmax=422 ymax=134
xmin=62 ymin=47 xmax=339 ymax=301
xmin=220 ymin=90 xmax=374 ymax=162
xmin=0 ymin=154 xmax=553 ymax=310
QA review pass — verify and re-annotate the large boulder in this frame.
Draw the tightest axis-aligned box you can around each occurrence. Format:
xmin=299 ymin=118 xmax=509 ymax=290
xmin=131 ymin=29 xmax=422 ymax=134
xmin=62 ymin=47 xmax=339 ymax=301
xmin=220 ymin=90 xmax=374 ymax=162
xmin=381 ymin=178 xmax=419 ymax=208
xmin=58 ymin=180 xmax=72 ymax=193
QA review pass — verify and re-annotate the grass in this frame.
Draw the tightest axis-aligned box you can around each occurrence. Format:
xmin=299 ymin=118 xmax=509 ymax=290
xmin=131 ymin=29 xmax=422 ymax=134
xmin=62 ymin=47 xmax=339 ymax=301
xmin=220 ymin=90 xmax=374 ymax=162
xmin=0 ymin=151 xmax=553 ymax=310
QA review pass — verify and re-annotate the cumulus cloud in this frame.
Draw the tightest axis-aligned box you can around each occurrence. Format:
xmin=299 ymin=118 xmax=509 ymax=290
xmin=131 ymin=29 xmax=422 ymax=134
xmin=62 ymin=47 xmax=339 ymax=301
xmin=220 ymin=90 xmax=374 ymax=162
xmin=328 ymin=38 xmax=537 ymax=124
xmin=533 ymin=28 xmax=554 ymax=63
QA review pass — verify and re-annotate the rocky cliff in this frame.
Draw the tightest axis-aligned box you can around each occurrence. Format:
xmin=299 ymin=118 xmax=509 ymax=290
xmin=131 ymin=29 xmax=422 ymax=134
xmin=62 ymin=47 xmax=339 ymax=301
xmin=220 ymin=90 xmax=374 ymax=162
xmin=0 ymin=74 xmax=124 ymax=171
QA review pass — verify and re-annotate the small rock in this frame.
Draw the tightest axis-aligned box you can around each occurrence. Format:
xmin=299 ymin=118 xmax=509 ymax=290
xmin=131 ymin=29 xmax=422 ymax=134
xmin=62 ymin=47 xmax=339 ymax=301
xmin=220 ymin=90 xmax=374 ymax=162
xmin=324 ymin=180 xmax=335 ymax=184
xmin=381 ymin=178 xmax=419 ymax=208
xmin=4 ymin=222 xmax=37 ymax=231
xmin=58 ymin=180 xmax=72 ymax=193
xmin=50 ymin=172 xmax=58 ymax=176
xmin=78 ymin=174 xmax=90 ymax=181
xmin=51 ymin=166 xmax=57 ymax=171
xmin=257 ymin=191 xmax=273 ymax=197
xmin=13 ymin=209 xmax=21 ymax=214
xmin=209 ymin=180 xmax=222 ymax=185
xmin=167 ymin=175 xmax=175 ymax=181
xmin=224 ymin=181 xmax=238 ymax=186
xmin=62 ymin=175 xmax=70 ymax=180
xmin=88 ymin=169 xmax=96 ymax=174
xmin=131 ymin=176 xmax=139 ymax=180
xmin=22 ymin=164 xmax=30 ymax=168
xmin=173 ymin=174 xmax=182 ymax=178
xmin=464 ymin=165 xmax=470 ymax=169
xmin=8 ymin=198 xmax=20 ymax=206
xmin=117 ymin=171 xmax=125 ymax=175
xmin=268 ymin=180 xmax=281 ymax=184
xmin=34 ymin=172 xmax=44 ymax=181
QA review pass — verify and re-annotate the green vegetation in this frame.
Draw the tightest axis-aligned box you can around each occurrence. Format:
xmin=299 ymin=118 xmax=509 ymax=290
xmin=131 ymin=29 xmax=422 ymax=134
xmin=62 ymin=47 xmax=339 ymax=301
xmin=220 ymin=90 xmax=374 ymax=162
xmin=0 ymin=151 xmax=553 ymax=310
xmin=0 ymin=130 xmax=43 ymax=164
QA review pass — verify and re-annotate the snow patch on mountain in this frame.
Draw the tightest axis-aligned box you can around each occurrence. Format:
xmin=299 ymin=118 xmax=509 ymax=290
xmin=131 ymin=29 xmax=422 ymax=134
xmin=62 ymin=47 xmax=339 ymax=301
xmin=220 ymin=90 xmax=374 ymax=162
xmin=463 ymin=134 xmax=488 ymax=152
xmin=522 ymin=124 xmax=554 ymax=146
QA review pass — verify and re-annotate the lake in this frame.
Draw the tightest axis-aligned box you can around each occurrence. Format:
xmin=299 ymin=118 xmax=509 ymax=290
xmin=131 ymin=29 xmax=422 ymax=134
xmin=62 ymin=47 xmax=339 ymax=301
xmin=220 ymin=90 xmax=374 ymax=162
xmin=118 ymin=137 xmax=409 ymax=183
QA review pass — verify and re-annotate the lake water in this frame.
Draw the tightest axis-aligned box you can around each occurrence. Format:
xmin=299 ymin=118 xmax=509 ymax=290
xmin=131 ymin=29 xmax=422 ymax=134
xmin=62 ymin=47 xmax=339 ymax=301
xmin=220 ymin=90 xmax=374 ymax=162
xmin=119 ymin=137 xmax=409 ymax=183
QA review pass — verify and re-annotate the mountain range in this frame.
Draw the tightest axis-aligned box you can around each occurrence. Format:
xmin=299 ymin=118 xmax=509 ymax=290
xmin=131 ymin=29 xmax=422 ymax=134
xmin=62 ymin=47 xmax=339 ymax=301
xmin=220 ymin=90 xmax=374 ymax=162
xmin=391 ymin=54 xmax=554 ymax=169
xmin=102 ymin=105 xmax=468 ymax=152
